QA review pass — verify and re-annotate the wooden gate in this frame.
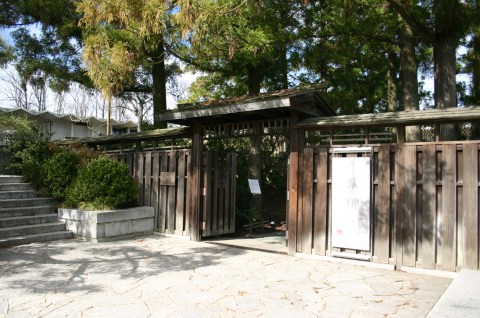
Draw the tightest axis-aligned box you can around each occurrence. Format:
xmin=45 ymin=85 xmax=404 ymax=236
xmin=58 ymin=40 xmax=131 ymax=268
xmin=114 ymin=150 xmax=236 ymax=238
xmin=201 ymin=152 xmax=236 ymax=237
xmin=289 ymin=142 xmax=480 ymax=272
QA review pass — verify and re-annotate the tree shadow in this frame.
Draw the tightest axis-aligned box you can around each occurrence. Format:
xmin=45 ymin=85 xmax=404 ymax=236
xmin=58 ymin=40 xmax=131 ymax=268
xmin=0 ymin=236 xmax=246 ymax=294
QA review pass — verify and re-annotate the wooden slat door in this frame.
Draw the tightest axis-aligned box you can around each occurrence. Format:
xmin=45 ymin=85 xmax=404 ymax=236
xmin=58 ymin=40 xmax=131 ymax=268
xmin=201 ymin=152 xmax=237 ymax=237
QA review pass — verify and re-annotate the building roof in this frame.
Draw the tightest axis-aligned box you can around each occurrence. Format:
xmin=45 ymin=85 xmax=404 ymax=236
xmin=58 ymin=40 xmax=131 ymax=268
xmin=0 ymin=107 xmax=137 ymax=129
xmin=159 ymin=88 xmax=336 ymax=126
xmin=55 ymin=127 xmax=192 ymax=145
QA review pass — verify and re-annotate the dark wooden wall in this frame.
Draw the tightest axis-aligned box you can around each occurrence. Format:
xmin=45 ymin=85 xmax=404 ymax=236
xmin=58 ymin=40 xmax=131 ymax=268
xmin=290 ymin=142 xmax=480 ymax=272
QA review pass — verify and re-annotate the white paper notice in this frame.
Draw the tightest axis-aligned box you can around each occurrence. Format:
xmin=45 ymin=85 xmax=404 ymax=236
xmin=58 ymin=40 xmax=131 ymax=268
xmin=248 ymin=179 xmax=261 ymax=194
xmin=331 ymin=156 xmax=371 ymax=251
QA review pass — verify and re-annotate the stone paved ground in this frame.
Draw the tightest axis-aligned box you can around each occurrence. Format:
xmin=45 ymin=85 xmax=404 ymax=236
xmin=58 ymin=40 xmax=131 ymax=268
xmin=0 ymin=236 xmax=451 ymax=318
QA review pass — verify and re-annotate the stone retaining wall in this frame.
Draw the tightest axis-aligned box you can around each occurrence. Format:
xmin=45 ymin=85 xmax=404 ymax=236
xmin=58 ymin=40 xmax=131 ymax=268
xmin=58 ymin=207 xmax=155 ymax=242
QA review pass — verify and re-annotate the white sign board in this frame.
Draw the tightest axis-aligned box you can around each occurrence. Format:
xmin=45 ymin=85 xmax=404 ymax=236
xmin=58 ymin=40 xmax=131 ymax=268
xmin=331 ymin=156 xmax=371 ymax=251
xmin=248 ymin=179 xmax=261 ymax=194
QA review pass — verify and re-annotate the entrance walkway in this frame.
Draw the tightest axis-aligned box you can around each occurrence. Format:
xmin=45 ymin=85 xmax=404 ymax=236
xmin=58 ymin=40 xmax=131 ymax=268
xmin=0 ymin=235 xmax=451 ymax=317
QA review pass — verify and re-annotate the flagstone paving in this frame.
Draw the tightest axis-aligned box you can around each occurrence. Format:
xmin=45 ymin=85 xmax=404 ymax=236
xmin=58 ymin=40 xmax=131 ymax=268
xmin=0 ymin=236 xmax=451 ymax=317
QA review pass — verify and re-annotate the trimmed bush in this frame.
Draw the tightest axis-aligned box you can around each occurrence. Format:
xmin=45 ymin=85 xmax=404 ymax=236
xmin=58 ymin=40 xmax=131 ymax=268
xmin=5 ymin=127 xmax=51 ymax=188
xmin=65 ymin=156 xmax=138 ymax=210
xmin=43 ymin=151 xmax=79 ymax=200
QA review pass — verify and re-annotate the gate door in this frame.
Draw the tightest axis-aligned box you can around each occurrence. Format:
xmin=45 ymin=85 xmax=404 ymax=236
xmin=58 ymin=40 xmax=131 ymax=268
xmin=201 ymin=152 xmax=237 ymax=237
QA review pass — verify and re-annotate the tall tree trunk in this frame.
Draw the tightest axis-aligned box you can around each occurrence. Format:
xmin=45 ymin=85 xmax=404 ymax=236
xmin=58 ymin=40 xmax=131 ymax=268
xmin=434 ymin=34 xmax=457 ymax=140
xmin=387 ymin=52 xmax=399 ymax=140
xmin=473 ymin=34 xmax=480 ymax=104
xmin=247 ymin=65 xmax=261 ymax=95
xmin=279 ymin=45 xmax=289 ymax=90
xmin=152 ymin=42 xmax=167 ymax=129
xmin=399 ymin=23 xmax=421 ymax=141
xmin=387 ymin=53 xmax=398 ymax=113
xmin=470 ymin=33 xmax=480 ymax=138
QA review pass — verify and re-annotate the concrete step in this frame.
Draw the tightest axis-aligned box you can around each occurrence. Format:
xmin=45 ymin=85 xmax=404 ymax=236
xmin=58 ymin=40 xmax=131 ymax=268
xmin=0 ymin=183 xmax=33 ymax=191
xmin=0 ymin=222 xmax=67 ymax=239
xmin=0 ymin=214 xmax=59 ymax=228
xmin=0 ymin=205 xmax=56 ymax=218
xmin=0 ymin=190 xmax=37 ymax=200
xmin=0 ymin=197 xmax=57 ymax=209
xmin=0 ymin=230 xmax=73 ymax=247
xmin=0 ymin=175 xmax=23 ymax=184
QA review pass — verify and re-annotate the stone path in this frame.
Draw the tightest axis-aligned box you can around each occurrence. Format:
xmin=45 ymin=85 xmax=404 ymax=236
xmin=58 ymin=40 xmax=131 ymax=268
xmin=0 ymin=236 xmax=451 ymax=317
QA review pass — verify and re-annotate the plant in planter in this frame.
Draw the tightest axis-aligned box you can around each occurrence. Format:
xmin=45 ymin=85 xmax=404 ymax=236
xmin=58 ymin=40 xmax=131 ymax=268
xmin=60 ymin=156 xmax=154 ymax=241
xmin=65 ymin=156 xmax=138 ymax=209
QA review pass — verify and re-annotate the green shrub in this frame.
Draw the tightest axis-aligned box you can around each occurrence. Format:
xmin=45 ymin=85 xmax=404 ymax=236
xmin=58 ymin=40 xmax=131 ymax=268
xmin=5 ymin=127 xmax=51 ymax=188
xmin=65 ymin=156 xmax=138 ymax=209
xmin=43 ymin=151 xmax=79 ymax=200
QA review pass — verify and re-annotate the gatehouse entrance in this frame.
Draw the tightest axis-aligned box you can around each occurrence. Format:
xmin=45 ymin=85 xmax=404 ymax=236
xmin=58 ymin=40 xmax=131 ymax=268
xmin=64 ymin=88 xmax=480 ymax=273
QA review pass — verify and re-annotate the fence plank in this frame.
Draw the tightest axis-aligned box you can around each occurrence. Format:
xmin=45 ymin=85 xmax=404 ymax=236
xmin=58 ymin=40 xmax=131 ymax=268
xmin=229 ymin=153 xmax=237 ymax=233
xmin=402 ymin=145 xmax=417 ymax=267
xmin=166 ymin=153 xmax=177 ymax=234
xmin=175 ymin=152 xmax=186 ymax=235
xmin=212 ymin=153 xmax=220 ymax=233
xmin=224 ymin=154 xmax=232 ymax=233
xmin=152 ymin=153 xmax=160 ymax=230
xmin=420 ymin=144 xmax=437 ymax=269
xmin=296 ymin=152 xmax=305 ymax=252
xmin=158 ymin=153 xmax=168 ymax=232
xmin=144 ymin=152 xmax=152 ymax=208
xmin=136 ymin=153 xmax=145 ymax=206
xmin=288 ymin=152 xmax=299 ymax=255
xmin=313 ymin=148 xmax=328 ymax=255
xmin=395 ymin=146 xmax=405 ymax=268
xmin=463 ymin=144 xmax=479 ymax=269
xmin=202 ymin=152 xmax=213 ymax=237
xmin=374 ymin=146 xmax=390 ymax=263
xmin=301 ymin=148 xmax=314 ymax=254
xmin=184 ymin=151 xmax=191 ymax=236
xmin=439 ymin=144 xmax=456 ymax=271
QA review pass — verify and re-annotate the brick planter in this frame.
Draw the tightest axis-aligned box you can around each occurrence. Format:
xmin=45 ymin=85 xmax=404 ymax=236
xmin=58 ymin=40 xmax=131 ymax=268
xmin=58 ymin=207 xmax=155 ymax=242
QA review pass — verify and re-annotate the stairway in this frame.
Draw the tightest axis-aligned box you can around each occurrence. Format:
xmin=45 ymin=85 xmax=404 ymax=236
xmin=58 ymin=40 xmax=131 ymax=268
xmin=0 ymin=175 xmax=73 ymax=247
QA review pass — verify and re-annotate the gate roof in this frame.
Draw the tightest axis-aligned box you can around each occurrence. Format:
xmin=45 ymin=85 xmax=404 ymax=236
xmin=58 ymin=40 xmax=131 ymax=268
xmin=159 ymin=89 xmax=335 ymax=126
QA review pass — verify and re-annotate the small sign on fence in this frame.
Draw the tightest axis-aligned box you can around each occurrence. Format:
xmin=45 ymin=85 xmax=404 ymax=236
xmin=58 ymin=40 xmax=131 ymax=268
xmin=248 ymin=179 xmax=261 ymax=194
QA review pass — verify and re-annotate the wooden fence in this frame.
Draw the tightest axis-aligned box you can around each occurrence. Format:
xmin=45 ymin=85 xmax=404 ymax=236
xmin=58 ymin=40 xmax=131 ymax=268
xmin=292 ymin=141 xmax=480 ymax=271
xmin=113 ymin=150 xmax=236 ymax=238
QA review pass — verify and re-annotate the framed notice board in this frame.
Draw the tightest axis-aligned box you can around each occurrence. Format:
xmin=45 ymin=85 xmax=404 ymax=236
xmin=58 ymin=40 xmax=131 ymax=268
xmin=331 ymin=152 xmax=371 ymax=251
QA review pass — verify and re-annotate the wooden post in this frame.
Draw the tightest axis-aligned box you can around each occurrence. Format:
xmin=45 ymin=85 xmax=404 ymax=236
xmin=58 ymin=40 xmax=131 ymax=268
xmin=189 ymin=122 xmax=203 ymax=241
xmin=397 ymin=125 xmax=405 ymax=144
xmin=288 ymin=111 xmax=304 ymax=255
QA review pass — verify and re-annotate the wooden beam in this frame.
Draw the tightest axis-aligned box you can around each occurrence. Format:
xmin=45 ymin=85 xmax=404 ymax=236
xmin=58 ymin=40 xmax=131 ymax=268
xmin=294 ymin=106 xmax=480 ymax=129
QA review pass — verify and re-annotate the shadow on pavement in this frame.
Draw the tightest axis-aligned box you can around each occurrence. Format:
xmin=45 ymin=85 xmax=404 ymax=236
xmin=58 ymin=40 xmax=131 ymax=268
xmin=0 ymin=236 xmax=246 ymax=294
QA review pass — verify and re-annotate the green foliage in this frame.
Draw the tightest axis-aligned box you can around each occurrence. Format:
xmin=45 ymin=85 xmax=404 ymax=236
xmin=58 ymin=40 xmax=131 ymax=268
xmin=5 ymin=127 xmax=51 ymax=187
xmin=0 ymin=37 xmax=14 ymax=67
xmin=0 ymin=113 xmax=32 ymax=132
xmin=43 ymin=151 xmax=79 ymax=200
xmin=65 ymin=156 xmax=138 ymax=210
xmin=2 ymin=0 xmax=91 ymax=94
